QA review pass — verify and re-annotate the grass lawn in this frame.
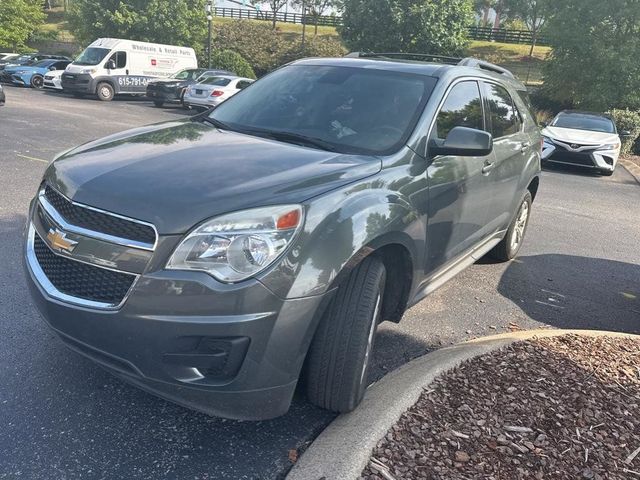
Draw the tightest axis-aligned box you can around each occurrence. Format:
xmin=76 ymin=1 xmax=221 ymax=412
xmin=212 ymin=16 xmax=339 ymax=37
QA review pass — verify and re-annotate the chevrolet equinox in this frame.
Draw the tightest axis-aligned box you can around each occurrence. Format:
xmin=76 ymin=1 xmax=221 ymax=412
xmin=25 ymin=54 xmax=541 ymax=420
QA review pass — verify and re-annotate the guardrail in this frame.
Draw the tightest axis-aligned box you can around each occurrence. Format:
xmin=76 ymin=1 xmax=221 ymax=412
xmin=212 ymin=8 xmax=548 ymax=47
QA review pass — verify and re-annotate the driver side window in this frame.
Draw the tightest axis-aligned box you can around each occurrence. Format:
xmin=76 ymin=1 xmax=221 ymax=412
xmin=108 ymin=51 xmax=127 ymax=69
xmin=433 ymin=81 xmax=484 ymax=140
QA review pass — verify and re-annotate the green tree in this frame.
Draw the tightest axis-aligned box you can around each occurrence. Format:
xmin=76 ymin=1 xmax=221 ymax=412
xmin=68 ymin=0 xmax=207 ymax=56
xmin=339 ymin=0 xmax=473 ymax=56
xmin=0 ymin=0 xmax=46 ymax=50
xmin=251 ymin=0 xmax=289 ymax=29
xmin=543 ymin=0 xmax=640 ymax=110
xmin=503 ymin=0 xmax=551 ymax=56
xmin=210 ymin=50 xmax=256 ymax=79
xmin=291 ymin=0 xmax=335 ymax=34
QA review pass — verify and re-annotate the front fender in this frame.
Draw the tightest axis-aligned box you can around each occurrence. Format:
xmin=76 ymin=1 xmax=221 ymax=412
xmin=260 ymin=182 xmax=424 ymax=299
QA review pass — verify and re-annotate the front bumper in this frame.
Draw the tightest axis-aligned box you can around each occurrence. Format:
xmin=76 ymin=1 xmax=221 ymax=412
xmin=61 ymin=72 xmax=94 ymax=93
xmin=146 ymin=87 xmax=183 ymax=103
xmin=184 ymin=95 xmax=222 ymax=108
xmin=44 ymin=77 xmax=62 ymax=90
xmin=23 ymin=194 xmax=329 ymax=420
xmin=542 ymin=142 xmax=619 ymax=172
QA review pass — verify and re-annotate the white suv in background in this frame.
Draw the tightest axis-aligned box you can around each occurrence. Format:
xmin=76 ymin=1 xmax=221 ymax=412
xmin=541 ymin=110 xmax=624 ymax=176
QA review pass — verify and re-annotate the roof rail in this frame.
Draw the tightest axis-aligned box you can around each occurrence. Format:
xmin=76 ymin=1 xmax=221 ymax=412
xmin=345 ymin=52 xmax=462 ymax=65
xmin=457 ymin=58 xmax=516 ymax=79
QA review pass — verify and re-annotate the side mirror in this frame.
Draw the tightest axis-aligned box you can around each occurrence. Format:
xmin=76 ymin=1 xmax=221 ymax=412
xmin=106 ymin=60 xmax=116 ymax=70
xmin=539 ymin=121 xmax=548 ymax=128
xmin=48 ymin=65 xmax=56 ymax=71
xmin=430 ymin=127 xmax=493 ymax=157
xmin=620 ymin=130 xmax=632 ymax=137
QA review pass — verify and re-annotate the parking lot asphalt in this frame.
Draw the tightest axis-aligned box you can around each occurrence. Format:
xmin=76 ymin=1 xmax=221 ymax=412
xmin=1 ymin=86 xmax=639 ymax=480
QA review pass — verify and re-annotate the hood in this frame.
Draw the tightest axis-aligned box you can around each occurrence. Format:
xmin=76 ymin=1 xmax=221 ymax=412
xmin=45 ymin=120 xmax=382 ymax=234
xmin=542 ymin=126 xmax=619 ymax=146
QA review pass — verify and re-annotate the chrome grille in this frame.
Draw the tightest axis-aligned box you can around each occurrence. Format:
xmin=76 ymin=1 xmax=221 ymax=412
xmin=44 ymin=185 xmax=157 ymax=246
xmin=33 ymin=233 xmax=136 ymax=306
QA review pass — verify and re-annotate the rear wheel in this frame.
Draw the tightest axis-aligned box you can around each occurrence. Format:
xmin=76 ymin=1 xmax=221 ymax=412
xmin=305 ymin=256 xmax=386 ymax=413
xmin=489 ymin=191 xmax=532 ymax=262
xmin=153 ymin=100 xmax=164 ymax=107
xmin=30 ymin=75 xmax=44 ymax=89
xmin=96 ymin=82 xmax=114 ymax=101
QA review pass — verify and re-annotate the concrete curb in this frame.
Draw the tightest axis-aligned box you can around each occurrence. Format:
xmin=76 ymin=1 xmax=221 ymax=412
xmin=620 ymin=158 xmax=640 ymax=185
xmin=287 ymin=329 xmax=640 ymax=480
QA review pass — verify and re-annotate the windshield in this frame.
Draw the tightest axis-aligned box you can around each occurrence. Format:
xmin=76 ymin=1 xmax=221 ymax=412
xmin=30 ymin=60 xmax=54 ymax=68
xmin=171 ymin=69 xmax=202 ymax=80
xmin=208 ymin=65 xmax=436 ymax=155
xmin=200 ymin=76 xmax=232 ymax=86
xmin=552 ymin=113 xmax=616 ymax=133
xmin=74 ymin=47 xmax=111 ymax=66
xmin=13 ymin=55 xmax=33 ymax=63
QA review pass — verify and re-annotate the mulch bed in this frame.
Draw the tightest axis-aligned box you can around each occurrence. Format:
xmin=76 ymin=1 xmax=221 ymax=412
xmin=361 ymin=334 xmax=640 ymax=480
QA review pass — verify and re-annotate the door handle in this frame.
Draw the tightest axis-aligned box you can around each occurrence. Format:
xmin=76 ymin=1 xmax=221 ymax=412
xmin=482 ymin=161 xmax=495 ymax=174
xmin=520 ymin=142 xmax=530 ymax=153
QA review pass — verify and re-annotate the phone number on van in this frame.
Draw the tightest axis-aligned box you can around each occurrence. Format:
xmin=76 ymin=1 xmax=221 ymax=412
xmin=117 ymin=76 xmax=151 ymax=87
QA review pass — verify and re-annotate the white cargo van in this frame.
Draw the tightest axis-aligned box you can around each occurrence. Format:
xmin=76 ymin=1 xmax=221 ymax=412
xmin=62 ymin=38 xmax=197 ymax=101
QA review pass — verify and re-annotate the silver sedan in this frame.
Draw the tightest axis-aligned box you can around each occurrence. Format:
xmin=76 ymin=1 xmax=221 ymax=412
xmin=183 ymin=75 xmax=254 ymax=110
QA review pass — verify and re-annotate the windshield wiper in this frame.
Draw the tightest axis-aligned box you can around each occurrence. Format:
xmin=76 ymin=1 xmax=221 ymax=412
xmin=243 ymin=129 xmax=340 ymax=152
xmin=201 ymin=116 xmax=231 ymax=130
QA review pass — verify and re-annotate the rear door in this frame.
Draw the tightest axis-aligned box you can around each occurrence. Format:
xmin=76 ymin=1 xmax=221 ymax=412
xmin=481 ymin=81 xmax=530 ymax=233
xmin=426 ymin=79 xmax=496 ymax=272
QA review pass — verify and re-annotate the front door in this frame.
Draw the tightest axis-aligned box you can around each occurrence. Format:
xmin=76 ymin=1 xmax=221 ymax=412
xmin=426 ymin=80 xmax=496 ymax=273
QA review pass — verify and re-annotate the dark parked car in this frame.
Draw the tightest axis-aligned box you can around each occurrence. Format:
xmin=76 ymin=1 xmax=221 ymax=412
xmin=146 ymin=68 xmax=234 ymax=107
xmin=0 ymin=53 xmax=70 ymax=72
xmin=0 ymin=84 xmax=5 ymax=106
xmin=24 ymin=54 xmax=541 ymax=420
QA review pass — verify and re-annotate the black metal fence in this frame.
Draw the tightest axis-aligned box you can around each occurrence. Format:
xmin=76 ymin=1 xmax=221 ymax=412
xmin=213 ymin=8 xmax=547 ymax=47
xmin=466 ymin=26 xmax=549 ymax=46
xmin=213 ymin=7 xmax=342 ymax=27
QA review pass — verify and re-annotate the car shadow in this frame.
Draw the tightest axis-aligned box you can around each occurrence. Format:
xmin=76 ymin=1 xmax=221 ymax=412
xmin=497 ymin=254 xmax=640 ymax=334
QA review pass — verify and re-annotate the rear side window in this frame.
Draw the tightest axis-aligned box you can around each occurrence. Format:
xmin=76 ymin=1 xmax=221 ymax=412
xmin=201 ymin=77 xmax=232 ymax=86
xmin=433 ymin=81 xmax=484 ymax=139
xmin=236 ymin=80 xmax=252 ymax=89
xmin=484 ymin=83 xmax=520 ymax=138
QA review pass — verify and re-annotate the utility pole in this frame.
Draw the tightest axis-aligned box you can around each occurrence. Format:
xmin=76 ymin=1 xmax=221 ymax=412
xmin=301 ymin=0 xmax=307 ymax=51
xmin=206 ymin=0 xmax=213 ymax=68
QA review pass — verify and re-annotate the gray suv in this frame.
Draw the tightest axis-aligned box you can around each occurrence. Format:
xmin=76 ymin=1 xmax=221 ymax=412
xmin=24 ymin=54 xmax=541 ymax=420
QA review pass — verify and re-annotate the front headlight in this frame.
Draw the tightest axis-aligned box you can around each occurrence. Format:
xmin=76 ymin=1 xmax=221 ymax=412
xmin=597 ymin=142 xmax=621 ymax=151
xmin=80 ymin=68 xmax=96 ymax=74
xmin=167 ymin=205 xmax=304 ymax=283
xmin=542 ymin=136 xmax=554 ymax=147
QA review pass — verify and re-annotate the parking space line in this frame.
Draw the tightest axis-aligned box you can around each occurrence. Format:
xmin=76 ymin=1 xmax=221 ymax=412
xmin=16 ymin=154 xmax=48 ymax=163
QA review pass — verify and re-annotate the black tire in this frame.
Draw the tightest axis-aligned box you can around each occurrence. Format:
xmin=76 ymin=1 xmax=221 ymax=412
xmin=489 ymin=191 xmax=532 ymax=262
xmin=153 ymin=100 xmax=164 ymax=107
xmin=600 ymin=169 xmax=614 ymax=177
xmin=30 ymin=74 xmax=44 ymax=89
xmin=96 ymin=82 xmax=114 ymax=101
xmin=305 ymin=256 xmax=386 ymax=413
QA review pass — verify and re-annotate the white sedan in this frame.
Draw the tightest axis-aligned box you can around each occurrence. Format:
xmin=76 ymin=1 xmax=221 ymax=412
xmin=43 ymin=69 xmax=64 ymax=90
xmin=541 ymin=110 xmax=624 ymax=176
xmin=183 ymin=75 xmax=254 ymax=110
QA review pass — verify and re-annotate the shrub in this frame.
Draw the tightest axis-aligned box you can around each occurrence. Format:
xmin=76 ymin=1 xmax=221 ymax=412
xmin=215 ymin=20 xmax=288 ymax=76
xmin=210 ymin=50 xmax=256 ymax=79
xmin=280 ymin=36 xmax=347 ymax=64
xmin=606 ymin=109 xmax=640 ymax=156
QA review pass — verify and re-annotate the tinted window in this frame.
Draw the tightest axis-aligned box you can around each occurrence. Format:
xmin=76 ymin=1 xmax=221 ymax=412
xmin=433 ymin=81 xmax=483 ymax=139
xmin=236 ymin=80 xmax=252 ymax=89
xmin=210 ymin=65 xmax=437 ymax=155
xmin=551 ymin=112 xmax=615 ymax=133
xmin=107 ymin=51 xmax=126 ymax=69
xmin=200 ymin=77 xmax=232 ymax=86
xmin=485 ymin=83 xmax=519 ymax=138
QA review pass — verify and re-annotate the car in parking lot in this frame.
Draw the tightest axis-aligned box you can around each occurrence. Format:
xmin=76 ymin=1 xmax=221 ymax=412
xmin=541 ymin=110 xmax=623 ymax=176
xmin=183 ymin=75 xmax=254 ymax=109
xmin=0 ymin=84 xmax=5 ymax=106
xmin=0 ymin=53 xmax=70 ymax=71
xmin=146 ymin=68 xmax=234 ymax=107
xmin=1 ymin=59 xmax=71 ymax=88
xmin=24 ymin=54 xmax=541 ymax=420
xmin=43 ymin=69 xmax=64 ymax=90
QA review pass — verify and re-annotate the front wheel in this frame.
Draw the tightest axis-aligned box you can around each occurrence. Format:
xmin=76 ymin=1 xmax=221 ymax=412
xmin=489 ymin=191 xmax=532 ymax=262
xmin=30 ymin=75 xmax=44 ymax=89
xmin=305 ymin=256 xmax=386 ymax=413
xmin=153 ymin=100 xmax=164 ymax=107
xmin=96 ymin=82 xmax=114 ymax=101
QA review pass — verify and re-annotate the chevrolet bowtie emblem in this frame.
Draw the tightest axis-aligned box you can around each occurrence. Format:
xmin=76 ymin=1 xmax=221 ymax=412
xmin=47 ymin=229 xmax=78 ymax=253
